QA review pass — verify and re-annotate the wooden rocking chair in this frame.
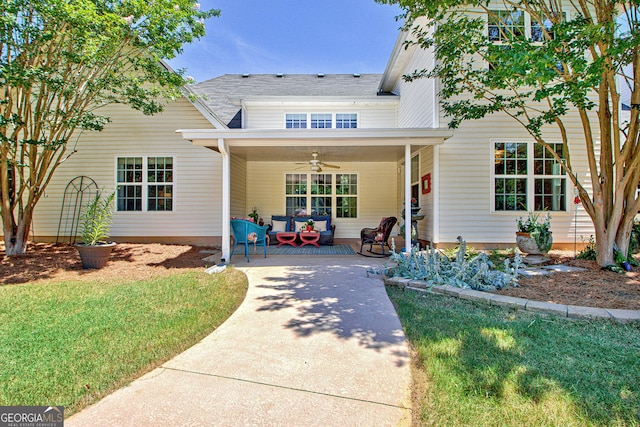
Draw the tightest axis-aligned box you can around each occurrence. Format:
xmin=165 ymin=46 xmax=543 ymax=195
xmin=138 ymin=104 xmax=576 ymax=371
xmin=358 ymin=216 xmax=398 ymax=257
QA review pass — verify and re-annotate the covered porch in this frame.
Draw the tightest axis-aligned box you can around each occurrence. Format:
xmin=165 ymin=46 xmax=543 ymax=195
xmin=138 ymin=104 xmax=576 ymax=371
xmin=177 ymin=128 xmax=452 ymax=262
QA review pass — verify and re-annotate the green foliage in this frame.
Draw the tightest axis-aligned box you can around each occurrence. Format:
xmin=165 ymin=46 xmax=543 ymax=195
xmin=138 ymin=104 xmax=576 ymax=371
xmin=0 ymin=0 xmax=219 ymax=254
xmin=388 ymin=237 xmax=522 ymax=290
xmin=577 ymin=235 xmax=597 ymax=260
xmin=80 ymin=191 xmax=115 ymax=246
xmin=0 ymin=269 xmax=247 ymax=415
xmin=376 ymin=0 xmax=640 ymax=267
xmin=517 ymin=212 xmax=552 ymax=253
xmin=248 ymin=207 xmax=259 ymax=223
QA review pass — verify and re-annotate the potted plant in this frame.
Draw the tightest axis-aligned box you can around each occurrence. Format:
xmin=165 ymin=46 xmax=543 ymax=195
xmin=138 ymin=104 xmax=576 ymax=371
xmin=248 ymin=207 xmax=259 ymax=223
xmin=75 ymin=190 xmax=116 ymax=269
xmin=516 ymin=212 xmax=553 ymax=255
xmin=303 ymin=219 xmax=315 ymax=232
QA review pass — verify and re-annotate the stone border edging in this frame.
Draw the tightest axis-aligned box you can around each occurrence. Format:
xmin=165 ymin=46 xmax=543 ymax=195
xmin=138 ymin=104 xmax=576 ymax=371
xmin=384 ymin=277 xmax=640 ymax=323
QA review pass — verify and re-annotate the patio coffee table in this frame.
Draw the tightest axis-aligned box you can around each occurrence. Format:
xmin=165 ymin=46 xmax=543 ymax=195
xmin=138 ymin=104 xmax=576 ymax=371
xmin=299 ymin=231 xmax=320 ymax=248
xmin=276 ymin=232 xmax=297 ymax=248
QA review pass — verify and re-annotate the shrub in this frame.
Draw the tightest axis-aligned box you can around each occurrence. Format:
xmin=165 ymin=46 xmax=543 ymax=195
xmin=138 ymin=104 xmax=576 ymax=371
xmin=388 ymin=237 xmax=522 ymax=291
xmin=577 ymin=235 xmax=597 ymax=260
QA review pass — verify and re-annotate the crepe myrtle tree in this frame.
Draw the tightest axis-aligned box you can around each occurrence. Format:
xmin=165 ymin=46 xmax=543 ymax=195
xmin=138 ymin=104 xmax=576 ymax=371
xmin=378 ymin=0 xmax=640 ymax=267
xmin=0 ymin=0 xmax=218 ymax=255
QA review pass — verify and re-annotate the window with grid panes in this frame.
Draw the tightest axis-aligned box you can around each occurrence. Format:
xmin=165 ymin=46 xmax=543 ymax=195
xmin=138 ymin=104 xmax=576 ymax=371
xmin=310 ymin=174 xmax=332 ymax=215
xmin=534 ymin=143 xmax=566 ymax=211
xmin=116 ymin=156 xmax=173 ymax=212
xmin=335 ymin=113 xmax=357 ymax=128
xmin=493 ymin=142 xmax=567 ymax=211
xmin=336 ymin=173 xmax=358 ymax=218
xmin=488 ymin=10 xmax=525 ymax=42
xmin=311 ymin=114 xmax=332 ymax=129
xmin=285 ymin=173 xmax=307 ymax=215
xmin=285 ymin=114 xmax=307 ymax=129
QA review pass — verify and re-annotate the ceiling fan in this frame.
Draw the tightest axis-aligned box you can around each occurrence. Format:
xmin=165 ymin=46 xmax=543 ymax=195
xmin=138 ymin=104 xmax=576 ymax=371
xmin=295 ymin=152 xmax=340 ymax=172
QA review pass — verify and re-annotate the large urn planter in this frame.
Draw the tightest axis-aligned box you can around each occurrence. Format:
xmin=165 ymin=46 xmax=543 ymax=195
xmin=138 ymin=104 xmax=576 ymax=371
xmin=75 ymin=242 xmax=116 ymax=269
xmin=516 ymin=231 xmax=553 ymax=255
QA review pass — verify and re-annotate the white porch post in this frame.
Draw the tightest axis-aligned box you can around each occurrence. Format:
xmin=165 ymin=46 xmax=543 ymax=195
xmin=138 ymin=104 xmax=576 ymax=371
xmin=404 ymin=143 xmax=412 ymax=252
xmin=218 ymin=138 xmax=231 ymax=263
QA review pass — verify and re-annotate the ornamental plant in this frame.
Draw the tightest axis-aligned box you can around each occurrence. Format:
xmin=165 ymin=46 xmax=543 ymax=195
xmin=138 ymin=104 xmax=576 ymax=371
xmin=80 ymin=191 xmax=116 ymax=246
xmin=388 ymin=237 xmax=522 ymax=291
xmin=516 ymin=212 xmax=552 ymax=253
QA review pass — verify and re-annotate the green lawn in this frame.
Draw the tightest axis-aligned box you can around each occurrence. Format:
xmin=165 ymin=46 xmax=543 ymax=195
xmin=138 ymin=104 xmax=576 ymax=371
xmin=0 ymin=269 xmax=247 ymax=415
xmin=387 ymin=288 xmax=640 ymax=427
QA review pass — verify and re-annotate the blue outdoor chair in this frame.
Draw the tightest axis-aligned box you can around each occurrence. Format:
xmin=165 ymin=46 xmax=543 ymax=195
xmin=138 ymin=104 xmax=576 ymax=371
xmin=230 ymin=219 xmax=269 ymax=262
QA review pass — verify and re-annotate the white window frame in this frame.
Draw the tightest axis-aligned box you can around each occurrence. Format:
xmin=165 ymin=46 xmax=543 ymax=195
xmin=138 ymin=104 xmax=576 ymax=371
xmin=284 ymin=172 xmax=359 ymax=218
xmin=115 ymin=155 xmax=175 ymax=212
xmin=486 ymin=9 xmax=570 ymax=44
xmin=284 ymin=113 xmax=358 ymax=129
xmin=490 ymin=140 xmax=568 ymax=213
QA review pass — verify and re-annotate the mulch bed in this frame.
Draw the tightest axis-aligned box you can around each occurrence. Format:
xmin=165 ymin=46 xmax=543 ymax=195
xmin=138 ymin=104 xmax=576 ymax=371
xmin=2 ymin=243 xmax=639 ymax=310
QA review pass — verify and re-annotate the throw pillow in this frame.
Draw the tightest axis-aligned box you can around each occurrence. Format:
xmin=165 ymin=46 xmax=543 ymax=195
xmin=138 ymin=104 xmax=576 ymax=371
xmin=272 ymin=220 xmax=287 ymax=232
xmin=314 ymin=220 xmax=327 ymax=232
xmin=294 ymin=220 xmax=307 ymax=232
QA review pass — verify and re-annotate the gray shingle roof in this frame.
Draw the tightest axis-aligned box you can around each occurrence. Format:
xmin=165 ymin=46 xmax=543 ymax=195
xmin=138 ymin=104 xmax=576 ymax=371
xmin=192 ymin=73 xmax=383 ymax=128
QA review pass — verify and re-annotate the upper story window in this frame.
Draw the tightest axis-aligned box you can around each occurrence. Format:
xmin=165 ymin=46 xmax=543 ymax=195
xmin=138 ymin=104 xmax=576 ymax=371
xmin=311 ymin=114 xmax=332 ymax=128
xmin=488 ymin=10 xmax=525 ymax=42
xmin=336 ymin=113 xmax=358 ymax=129
xmin=488 ymin=10 xmax=565 ymax=43
xmin=285 ymin=113 xmax=357 ymax=129
xmin=286 ymin=114 xmax=307 ymax=129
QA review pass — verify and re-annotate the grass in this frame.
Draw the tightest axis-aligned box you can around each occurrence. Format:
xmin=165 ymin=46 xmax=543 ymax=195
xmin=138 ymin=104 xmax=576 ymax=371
xmin=0 ymin=269 xmax=247 ymax=415
xmin=387 ymin=288 xmax=640 ymax=427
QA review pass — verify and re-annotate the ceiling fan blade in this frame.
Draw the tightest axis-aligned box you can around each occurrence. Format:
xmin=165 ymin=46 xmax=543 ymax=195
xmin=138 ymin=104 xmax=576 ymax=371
xmin=321 ymin=163 xmax=340 ymax=169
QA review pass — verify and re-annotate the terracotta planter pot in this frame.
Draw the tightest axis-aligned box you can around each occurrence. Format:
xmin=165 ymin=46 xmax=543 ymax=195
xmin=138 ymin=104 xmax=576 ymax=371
xmin=75 ymin=242 xmax=116 ymax=269
xmin=516 ymin=232 xmax=552 ymax=255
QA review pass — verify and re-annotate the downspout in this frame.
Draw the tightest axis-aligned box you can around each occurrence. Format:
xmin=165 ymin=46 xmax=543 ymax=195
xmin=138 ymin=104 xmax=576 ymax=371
xmin=405 ymin=143 xmax=412 ymax=252
xmin=218 ymin=138 xmax=231 ymax=263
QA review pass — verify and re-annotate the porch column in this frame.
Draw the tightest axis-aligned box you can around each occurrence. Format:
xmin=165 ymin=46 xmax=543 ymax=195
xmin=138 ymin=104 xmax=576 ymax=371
xmin=404 ymin=143 xmax=412 ymax=252
xmin=218 ymin=138 xmax=231 ymax=263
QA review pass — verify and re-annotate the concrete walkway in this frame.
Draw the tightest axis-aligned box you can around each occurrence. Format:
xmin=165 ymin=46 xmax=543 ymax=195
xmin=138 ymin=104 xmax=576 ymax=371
xmin=67 ymin=256 xmax=412 ymax=426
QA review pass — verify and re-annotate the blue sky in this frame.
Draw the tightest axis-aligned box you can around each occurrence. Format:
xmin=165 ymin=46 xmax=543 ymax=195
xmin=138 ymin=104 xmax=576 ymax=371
xmin=166 ymin=0 xmax=403 ymax=83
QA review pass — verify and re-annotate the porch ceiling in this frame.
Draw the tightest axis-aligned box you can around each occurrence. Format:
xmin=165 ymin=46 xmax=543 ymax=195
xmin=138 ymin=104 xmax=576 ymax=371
xmin=177 ymin=127 xmax=453 ymax=163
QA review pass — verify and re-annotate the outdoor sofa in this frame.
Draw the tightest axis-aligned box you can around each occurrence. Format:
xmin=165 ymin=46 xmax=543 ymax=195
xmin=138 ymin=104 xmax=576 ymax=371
xmin=268 ymin=215 xmax=335 ymax=245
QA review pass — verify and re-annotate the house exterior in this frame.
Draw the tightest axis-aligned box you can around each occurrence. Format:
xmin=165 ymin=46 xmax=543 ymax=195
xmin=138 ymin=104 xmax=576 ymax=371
xmin=30 ymin=15 xmax=596 ymax=260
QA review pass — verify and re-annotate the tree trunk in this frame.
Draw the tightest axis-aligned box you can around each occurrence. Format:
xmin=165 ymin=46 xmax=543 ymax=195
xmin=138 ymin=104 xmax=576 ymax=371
xmin=2 ymin=211 xmax=31 ymax=256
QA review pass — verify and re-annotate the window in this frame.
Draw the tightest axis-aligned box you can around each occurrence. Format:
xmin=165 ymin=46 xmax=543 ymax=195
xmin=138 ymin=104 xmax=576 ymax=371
xmin=493 ymin=142 xmax=566 ymax=211
xmin=488 ymin=10 xmax=525 ymax=42
xmin=285 ymin=172 xmax=357 ymax=217
xmin=285 ymin=173 xmax=307 ymax=215
xmin=285 ymin=113 xmax=357 ymax=129
xmin=336 ymin=173 xmax=358 ymax=218
xmin=311 ymin=114 xmax=332 ymax=129
xmin=411 ymin=154 xmax=420 ymax=202
xmin=488 ymin=9 xmax=566 ymax=43
xmin=286 ymin=114 xmax=307 ymax=129
xmin=336 ymin=113 xmax=358 ymax=129
xmin=117 ymin=156 xmax=173 ymax=212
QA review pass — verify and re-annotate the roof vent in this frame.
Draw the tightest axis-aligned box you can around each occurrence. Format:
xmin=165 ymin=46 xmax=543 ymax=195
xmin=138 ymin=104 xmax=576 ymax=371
xmin=353 ymin=73 xmax=361 ymax=78
xmin=242 ymin=73 xmax=250 ymax=78
xmin=317 ymin=73 xmax=325 ymax=78
xmin=276 ymin=73 xmax=284 ymax=78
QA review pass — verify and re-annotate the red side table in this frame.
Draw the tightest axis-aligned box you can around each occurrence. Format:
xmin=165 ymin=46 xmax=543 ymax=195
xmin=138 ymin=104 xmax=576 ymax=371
xmin=276 ymin=232 xmax=297 ymax=248
xmin=299 ymin=231 xmax=320 ymax=248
